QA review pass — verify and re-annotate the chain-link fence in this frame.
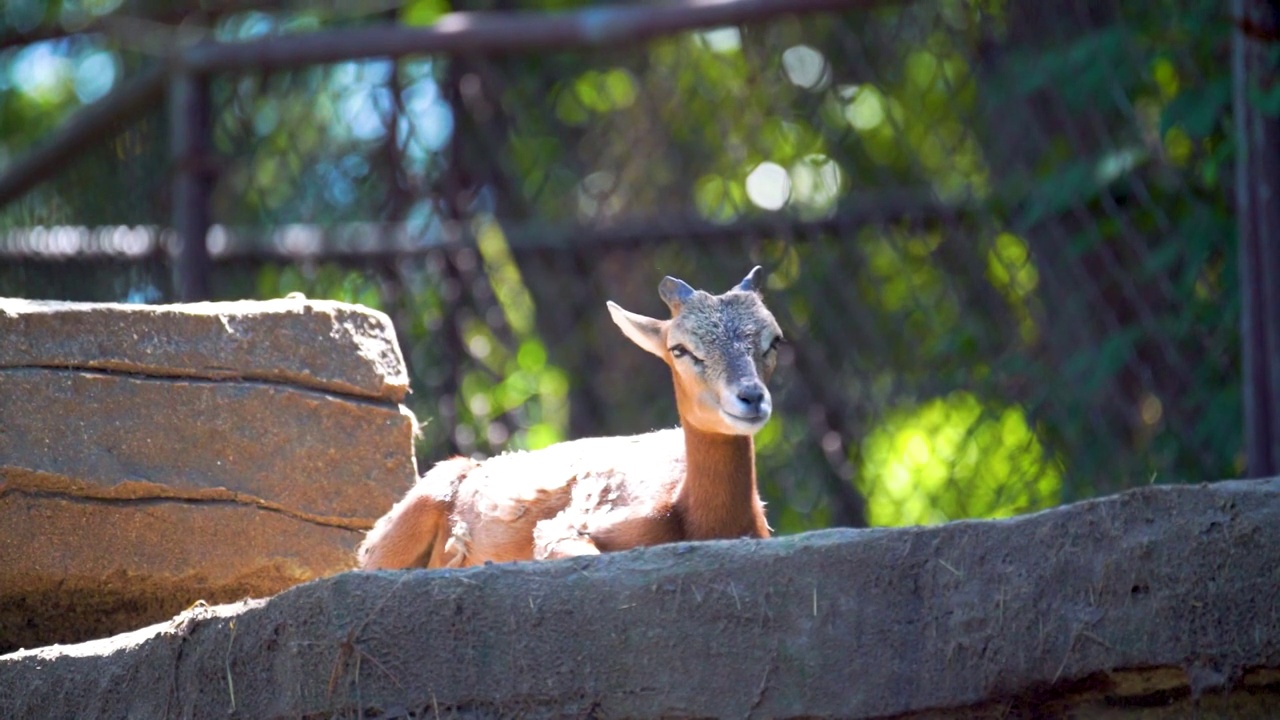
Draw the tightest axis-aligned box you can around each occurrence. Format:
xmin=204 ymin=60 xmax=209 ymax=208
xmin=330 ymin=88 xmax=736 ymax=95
xmin=0 ymin=0 xmax=1248 ymax=532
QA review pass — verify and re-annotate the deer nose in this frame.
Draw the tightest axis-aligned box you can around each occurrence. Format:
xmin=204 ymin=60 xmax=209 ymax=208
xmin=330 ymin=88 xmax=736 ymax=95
xmin=735 ymin=385 xmax=767 ymax=414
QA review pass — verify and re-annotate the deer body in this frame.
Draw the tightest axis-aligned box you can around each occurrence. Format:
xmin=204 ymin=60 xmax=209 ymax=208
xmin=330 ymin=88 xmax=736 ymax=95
xmin=358 ymin=267 xmax=782 ymax=570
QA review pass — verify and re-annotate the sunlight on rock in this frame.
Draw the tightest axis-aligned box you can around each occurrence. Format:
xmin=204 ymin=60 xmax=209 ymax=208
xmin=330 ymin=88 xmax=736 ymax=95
xmin=745 ymin=162 xmax=791 ymax=211
xmin=859 ymin=392 xmax=1062 ymax=527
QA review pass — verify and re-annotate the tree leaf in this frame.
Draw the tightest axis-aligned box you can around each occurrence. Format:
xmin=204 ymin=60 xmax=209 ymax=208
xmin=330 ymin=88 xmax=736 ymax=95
xmin=402 ymin=0 xmax=449 ymax=27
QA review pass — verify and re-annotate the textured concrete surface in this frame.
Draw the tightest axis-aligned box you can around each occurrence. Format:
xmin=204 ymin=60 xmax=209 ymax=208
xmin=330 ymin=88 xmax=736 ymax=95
xmin=3 ymin=478 xmax=1278 ymax=719
xmin=0 ymin=298 xmax=418 ymax=654
xmin=0 ymin=297 xmax=408 ymax=402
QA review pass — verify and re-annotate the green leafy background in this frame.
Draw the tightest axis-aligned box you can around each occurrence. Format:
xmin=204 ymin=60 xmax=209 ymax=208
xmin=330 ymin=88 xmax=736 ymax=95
xmin=0 ymin=0 xmax=1243 ymax=532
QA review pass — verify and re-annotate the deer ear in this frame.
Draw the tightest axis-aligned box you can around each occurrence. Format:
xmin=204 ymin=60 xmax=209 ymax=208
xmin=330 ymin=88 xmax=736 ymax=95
xmin=658 ymin=276 xmax=695 ymax=314
xmin=734 ymin=265 xmax=765 ymax=294
xmin=607 ymin=301 xmax=667 ymax=359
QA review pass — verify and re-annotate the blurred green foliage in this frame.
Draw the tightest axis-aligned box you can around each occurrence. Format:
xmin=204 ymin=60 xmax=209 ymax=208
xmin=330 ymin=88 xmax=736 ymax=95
xmin=860 ymin=391 xmax=1061 ymax=525
xmin=0 ymin=0 xmax=1242 ymax=533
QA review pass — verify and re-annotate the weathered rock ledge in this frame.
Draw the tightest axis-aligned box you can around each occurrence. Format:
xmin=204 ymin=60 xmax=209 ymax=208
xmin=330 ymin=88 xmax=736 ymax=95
xmin=0 ymin=297 xmax=408 ymax=401
xmin=3 ymin=478 xmax=1278 ymax=719
xmin=0 ymin=298 xmax=417 ymax=654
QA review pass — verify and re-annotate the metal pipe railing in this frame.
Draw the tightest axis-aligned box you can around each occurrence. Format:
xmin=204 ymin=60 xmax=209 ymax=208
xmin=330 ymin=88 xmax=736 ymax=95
xmin=183 ymin=0 xmax=877 ymax=73
xmin=1232 ymin=0 xmax=1280 ymax=476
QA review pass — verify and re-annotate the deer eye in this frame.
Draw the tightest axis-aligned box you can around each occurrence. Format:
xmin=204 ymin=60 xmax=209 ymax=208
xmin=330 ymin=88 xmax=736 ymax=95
xmin=764 ymin=336 xmax=785 ymax=355
xmin=669 ymin=345 xmax=702 ymax=364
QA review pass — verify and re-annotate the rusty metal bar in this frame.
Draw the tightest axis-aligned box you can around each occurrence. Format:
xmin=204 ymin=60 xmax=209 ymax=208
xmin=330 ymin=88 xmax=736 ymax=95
xmin=182 ymin=0 xmax=880 ymax=73
xmin=1232 ymin=0 xmax=1280 ymax=476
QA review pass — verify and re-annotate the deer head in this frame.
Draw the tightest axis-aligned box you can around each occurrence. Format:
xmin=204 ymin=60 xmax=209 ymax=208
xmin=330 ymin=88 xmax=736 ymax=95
xmin=607 ymin=266 xmax=785 ymax=436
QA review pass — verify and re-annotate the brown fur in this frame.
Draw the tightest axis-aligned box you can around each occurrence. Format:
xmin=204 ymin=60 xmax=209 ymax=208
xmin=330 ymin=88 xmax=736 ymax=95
xmin=357 ymin=267 xmax=783 ymax=570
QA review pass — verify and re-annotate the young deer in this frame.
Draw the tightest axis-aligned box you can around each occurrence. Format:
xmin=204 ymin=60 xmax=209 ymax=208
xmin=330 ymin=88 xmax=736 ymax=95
xmin=357 ymin=266 xmax=784 ymax=569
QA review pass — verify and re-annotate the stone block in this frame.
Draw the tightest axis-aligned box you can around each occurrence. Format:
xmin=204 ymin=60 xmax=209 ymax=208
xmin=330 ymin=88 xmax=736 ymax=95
xmin=0 ymin=298 xmax=408 ymax=402
xmin=0 ymin=298 xmax=418 ymax=653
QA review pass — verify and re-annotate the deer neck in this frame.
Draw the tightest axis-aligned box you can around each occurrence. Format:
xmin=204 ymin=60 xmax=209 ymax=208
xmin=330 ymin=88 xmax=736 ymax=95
xmin=677 ymin=423 xmax=769 ymax=540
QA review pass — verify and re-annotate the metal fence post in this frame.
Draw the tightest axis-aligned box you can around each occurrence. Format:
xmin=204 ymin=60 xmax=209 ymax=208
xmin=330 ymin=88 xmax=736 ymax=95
xmin=169 ymin=68 xmax=213 ymax=301
xmin=1233 ymin=0 xmax=1280 ymax=477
